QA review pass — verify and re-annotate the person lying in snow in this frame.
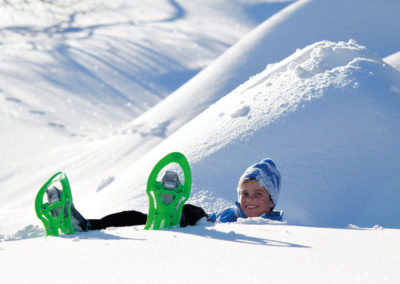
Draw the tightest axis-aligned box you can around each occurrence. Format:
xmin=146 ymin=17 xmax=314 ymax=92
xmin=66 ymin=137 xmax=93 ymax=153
xmin=208 ymin=158 xmax=282 ymax=223
xmin=45 ymin=158 xmax=282 ymax=232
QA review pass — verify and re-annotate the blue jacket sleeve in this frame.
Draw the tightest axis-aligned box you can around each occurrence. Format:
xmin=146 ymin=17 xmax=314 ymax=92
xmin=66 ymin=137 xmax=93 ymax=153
xmin=208 ymin=202 xmax=242 ymax=223
xmin=208 ymin=202 xmax=284 ymax=223
xmin=208 ymin=208 xmax=238 ymax=223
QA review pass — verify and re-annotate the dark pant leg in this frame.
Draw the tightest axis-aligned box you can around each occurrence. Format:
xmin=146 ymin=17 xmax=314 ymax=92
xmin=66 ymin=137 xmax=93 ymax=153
xmin=88 ymin=210 xmax=147 ymax=230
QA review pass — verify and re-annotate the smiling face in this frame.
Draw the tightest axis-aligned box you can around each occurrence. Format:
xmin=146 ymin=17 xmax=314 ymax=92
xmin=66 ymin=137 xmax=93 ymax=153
xmin=239 ymin=180 xmax=274 ymax=217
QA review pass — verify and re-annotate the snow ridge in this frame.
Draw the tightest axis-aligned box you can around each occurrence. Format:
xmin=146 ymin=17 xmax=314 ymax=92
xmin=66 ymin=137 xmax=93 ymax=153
xmin=94 ymin=40 xmax=400 ymax=229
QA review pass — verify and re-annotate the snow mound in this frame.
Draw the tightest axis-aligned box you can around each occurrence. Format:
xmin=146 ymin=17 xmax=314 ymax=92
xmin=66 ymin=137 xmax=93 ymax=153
xmin=236 ymin=217 xmax=286 ymax=225
xmin=125 ymin=0 xmax=400 ymax=138
xmin=0 ymin=225 xmax=45 ymax=241
xmin=97 ymin=40 xmax=400 ymax=229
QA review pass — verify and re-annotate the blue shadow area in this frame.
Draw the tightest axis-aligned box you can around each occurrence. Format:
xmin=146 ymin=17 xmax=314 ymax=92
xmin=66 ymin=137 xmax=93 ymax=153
xmin=244 ymin=1 xmax=295 ymax=24
xmin=166 ymin=0 xmax=186 ymax=22
xmin=59 ymin=230 xmax=145 ymax=241
xmin=172 ymin=223 xmax=310 ymax=248
xmin=156 ymin=69 xmax=201 ymax=93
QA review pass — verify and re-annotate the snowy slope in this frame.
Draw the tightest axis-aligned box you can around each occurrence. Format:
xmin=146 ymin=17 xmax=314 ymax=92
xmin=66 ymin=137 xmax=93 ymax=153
xmin=124 ymin=0 xmax=400 ymax=138
xmin=0 ymin=0 xmax=274 ymax=177
xmin=1 ymin=0 xmax=291 ymax=232
xmin=92 ymin=40 xmax=400 ymax=229
xmin=0 ymin=0 xmax=260 ymax=134
xmin=2 ymin=223 xmax=400 ymax=284
xmin=1 ymin=0 xmax=400 ymax=231
xmin=1 ymin=1 xmax=400 ymax=283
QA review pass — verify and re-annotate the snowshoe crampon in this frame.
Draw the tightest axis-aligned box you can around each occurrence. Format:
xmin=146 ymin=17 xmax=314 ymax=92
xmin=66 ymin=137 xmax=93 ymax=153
xmin=35 ymin=172 xmax=76 ymax=236
xmin=145 ymin=152 xmax=191 ymax=230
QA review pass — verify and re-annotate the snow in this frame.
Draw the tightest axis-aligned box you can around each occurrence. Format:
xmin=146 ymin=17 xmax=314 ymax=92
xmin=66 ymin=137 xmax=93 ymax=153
xmin=385 ymin=51 xmax=400 ymax=71
xmin=92 ymin=39 xmax=400 ymax=229
xmin=2 ymin=223 xmax=400 ymax=283
xmin=1 ymin=0 xmax=400 ymax=283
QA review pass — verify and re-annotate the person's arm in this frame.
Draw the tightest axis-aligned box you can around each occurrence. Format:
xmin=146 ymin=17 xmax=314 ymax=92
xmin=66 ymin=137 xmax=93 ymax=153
xmin=180 ymin=204 xmax=209 ymax=227
xmin=213 ymin=207 xmax=238 ymax=223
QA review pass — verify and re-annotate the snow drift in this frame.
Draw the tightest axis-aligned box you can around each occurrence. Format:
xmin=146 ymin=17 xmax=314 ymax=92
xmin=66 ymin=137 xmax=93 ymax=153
xmin=126 ymin=0 xmax=400 ymax=138
xmin=0 ymin=0 xmax=258 ymax=139
xmin=94 ymin=40 xmax=400 ymax=229
xmin=2 ymin=2 xmax=400 ymax=283
xmin=2 ymin=0 xmax=400 ymax=233
xmin=0 ymin=0 xmax=278 ymax=232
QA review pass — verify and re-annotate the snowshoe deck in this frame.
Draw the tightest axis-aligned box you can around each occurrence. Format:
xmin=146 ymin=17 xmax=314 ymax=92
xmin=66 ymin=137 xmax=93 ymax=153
xmin=35 ymin=172 xmax=76 ymax=236
xmin=145 ymin=152 xmax=192 ymax=230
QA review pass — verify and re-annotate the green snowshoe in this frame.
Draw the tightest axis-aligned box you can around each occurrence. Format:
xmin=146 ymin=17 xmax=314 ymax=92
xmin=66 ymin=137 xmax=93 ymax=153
xmin=35 ymin=172 xmax=88 ymax=236
xmin=145 ymin=152 xmax=192 ymax=230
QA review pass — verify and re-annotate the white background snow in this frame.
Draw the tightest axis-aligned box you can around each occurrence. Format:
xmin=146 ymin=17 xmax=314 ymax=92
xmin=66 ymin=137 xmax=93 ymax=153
xmin=1 ymin=0 xmax=400 ymax=283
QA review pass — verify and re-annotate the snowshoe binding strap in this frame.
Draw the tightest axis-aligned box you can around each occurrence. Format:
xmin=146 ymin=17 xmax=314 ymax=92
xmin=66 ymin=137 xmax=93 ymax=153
xmin=145 ymin=152 xmax=192 ymax=230
xmin=35 ymin=172 xmax=76 ymax=236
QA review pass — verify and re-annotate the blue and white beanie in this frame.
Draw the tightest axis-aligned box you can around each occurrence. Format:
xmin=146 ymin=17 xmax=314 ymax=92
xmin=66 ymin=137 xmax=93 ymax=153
xmin=237 ymin=159 xmax=281 ymax=207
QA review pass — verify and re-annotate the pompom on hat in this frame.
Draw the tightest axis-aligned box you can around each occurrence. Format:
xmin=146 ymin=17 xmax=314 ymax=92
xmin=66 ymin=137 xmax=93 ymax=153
xmin=237 ymin=159 xmax=281 ymax=207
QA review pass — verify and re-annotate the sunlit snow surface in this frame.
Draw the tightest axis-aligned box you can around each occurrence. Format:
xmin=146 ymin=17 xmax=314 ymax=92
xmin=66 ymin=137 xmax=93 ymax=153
xmin=2 ymin=222 xmax=400 ymax=283
xmin=1 ymin=0 xmax=400 ymax=283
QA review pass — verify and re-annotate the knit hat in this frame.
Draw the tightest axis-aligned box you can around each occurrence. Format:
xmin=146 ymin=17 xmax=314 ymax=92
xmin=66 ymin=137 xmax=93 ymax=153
xmin=237 ymin=159 xmax=281 ymax=207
